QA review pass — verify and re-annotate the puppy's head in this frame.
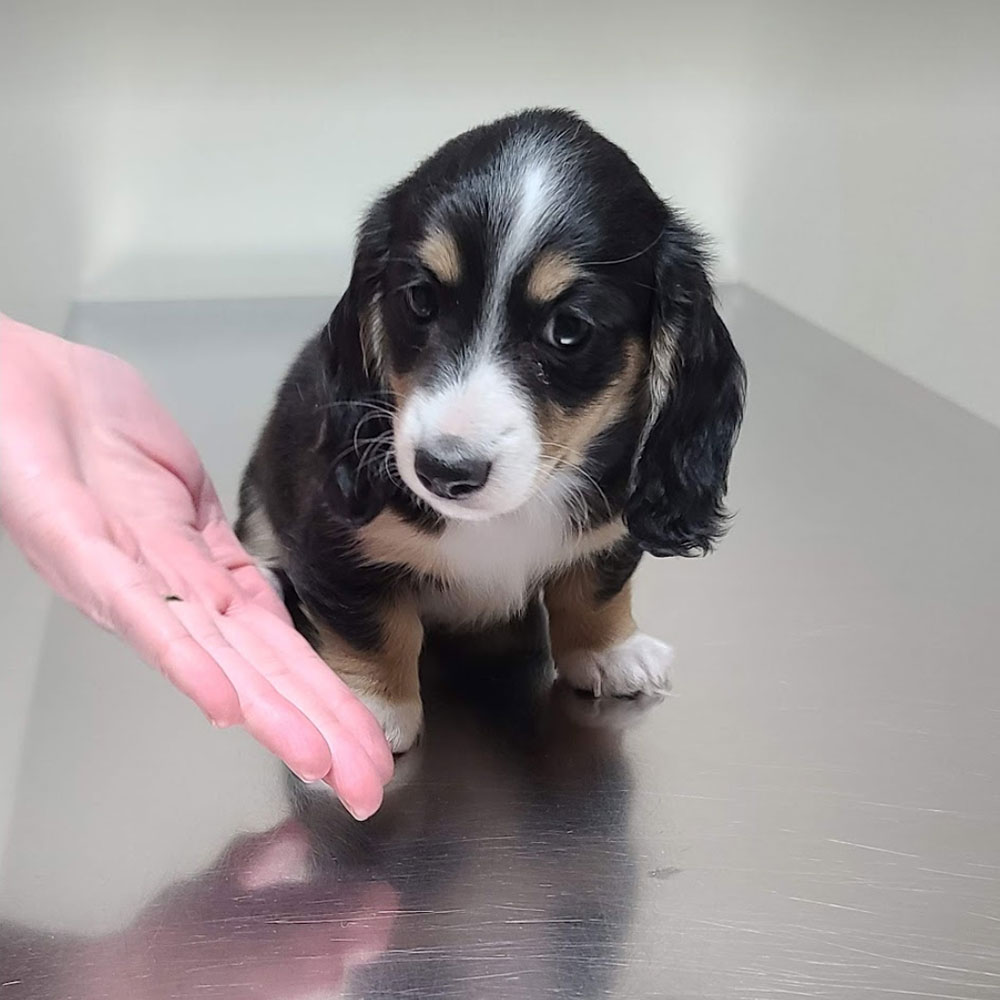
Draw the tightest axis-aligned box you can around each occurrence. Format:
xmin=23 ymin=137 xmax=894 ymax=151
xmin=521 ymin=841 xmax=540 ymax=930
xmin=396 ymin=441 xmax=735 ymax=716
xmin=323 ymin=109 xmax=745 ymax=553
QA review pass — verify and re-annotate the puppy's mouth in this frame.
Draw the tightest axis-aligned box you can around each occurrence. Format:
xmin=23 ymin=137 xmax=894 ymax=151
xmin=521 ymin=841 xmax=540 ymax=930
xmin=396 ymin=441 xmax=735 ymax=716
xmin=393 ymin=433 xmax=541 ymax=522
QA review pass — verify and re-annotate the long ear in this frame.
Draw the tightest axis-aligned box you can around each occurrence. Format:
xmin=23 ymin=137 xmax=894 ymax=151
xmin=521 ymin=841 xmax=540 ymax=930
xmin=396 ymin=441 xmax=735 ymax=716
xmin=624 ymin=226 xmax=746 ymax=557
xmin=316 ymin=199 xmax=393 ymax=525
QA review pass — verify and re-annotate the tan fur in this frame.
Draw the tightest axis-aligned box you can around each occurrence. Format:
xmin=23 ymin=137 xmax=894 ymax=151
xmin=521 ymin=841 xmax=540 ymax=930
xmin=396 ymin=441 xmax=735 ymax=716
xmin=388 ymin=370 xmax=416 ymax=408
xmin=545 ymin=567 xmax=635 ymax=660
xmin=571 ymin=518 xmax=629 ymax=558
xmin=359 ymin=300 xmax=386 ymax=379
xmin=358 ymin=510 xmax=626 ymax=583
xmin=359 ymin=513 xmax=443 ymax=577
xmin=526 ymin=250 xmax=579 ymax=303
xmin=537 ymin=339 xmax=644 ymax=474
xmin=239 ymin=487 xmax=283 ymax=566
xmin=628 ymin=324 xmax=676 ymax=476
xmin=417 ymin=228 xmax=462 ymax=285
xmin=311 ymin=594 xmax=423 ymax=704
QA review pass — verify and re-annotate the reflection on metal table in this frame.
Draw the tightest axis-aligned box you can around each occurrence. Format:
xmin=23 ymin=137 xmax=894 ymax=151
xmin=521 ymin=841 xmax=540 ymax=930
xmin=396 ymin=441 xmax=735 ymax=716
xmin=1 ymin=286 xmax=998 ymax=998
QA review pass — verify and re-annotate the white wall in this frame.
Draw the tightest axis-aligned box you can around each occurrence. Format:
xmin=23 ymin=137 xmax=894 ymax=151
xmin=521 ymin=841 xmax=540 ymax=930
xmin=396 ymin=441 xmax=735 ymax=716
xmin=0 ymin=1 xmax=744 ymax=331
xmin=2 ymin=1 xmax=998 ymax=423
xmin=730 ymin=4 xmax=1000 ymax=428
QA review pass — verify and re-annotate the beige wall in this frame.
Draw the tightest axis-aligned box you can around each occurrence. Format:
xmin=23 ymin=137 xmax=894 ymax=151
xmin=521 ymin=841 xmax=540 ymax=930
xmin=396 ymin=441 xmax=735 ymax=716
xmin=730 ymin=5 xmax=1000 ymax=427
xmin=2 ymin=1 xmax=998 ymax=423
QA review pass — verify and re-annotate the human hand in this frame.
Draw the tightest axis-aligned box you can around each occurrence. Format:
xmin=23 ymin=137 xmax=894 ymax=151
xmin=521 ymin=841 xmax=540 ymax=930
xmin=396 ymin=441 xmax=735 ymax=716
xmin=0 ymin=315 xmax=392 ymax=818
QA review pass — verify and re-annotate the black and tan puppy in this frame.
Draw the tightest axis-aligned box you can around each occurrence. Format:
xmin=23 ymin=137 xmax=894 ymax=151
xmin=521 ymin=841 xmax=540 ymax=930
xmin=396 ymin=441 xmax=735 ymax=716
xmin=237 ymin=109 xmax=745 ymax=751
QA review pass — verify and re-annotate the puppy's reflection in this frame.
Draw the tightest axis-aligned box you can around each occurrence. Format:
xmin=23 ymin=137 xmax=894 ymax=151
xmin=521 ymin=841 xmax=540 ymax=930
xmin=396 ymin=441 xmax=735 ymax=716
xmin=1 ymin=611 xmax=655 ymax=999
xmin=295 ymin=608 xmax=650 ymax=998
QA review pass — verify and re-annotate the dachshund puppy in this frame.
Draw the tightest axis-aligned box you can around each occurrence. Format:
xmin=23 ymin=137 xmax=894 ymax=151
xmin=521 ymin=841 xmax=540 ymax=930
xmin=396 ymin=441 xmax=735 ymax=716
xmin=237 ymin=109 xmax=745 ymax=751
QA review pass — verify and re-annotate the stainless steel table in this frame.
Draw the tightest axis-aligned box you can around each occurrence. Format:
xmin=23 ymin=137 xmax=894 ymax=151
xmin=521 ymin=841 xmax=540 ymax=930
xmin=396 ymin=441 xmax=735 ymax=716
xmin=1 ymin=286 xmax=998 ymax=998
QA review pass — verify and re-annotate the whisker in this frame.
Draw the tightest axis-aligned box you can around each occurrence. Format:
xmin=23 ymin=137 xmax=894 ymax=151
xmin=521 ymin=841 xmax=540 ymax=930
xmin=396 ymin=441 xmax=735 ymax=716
xmin=578 ymin=227 xmax=665 ymax=268
xmin=381 ymin=450 xmax=405 ymax=489
xmin=352 ymin=410 xmax=393 ymax=435
xmin=535 ymin=443 xmax=614 ymax=523
xmin=326 ymin=428 xmax=392 ymax=471
xmin=356 ymin=429 xmax=396 ymax=469
xmin=313 ymin=399 xmax=399 ymax=417
xmin=357 ymin=441 xmax=392 ymax=474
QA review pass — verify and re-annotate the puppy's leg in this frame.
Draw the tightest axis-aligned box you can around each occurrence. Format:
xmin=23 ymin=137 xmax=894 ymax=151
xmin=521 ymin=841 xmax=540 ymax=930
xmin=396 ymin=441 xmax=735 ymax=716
xmin=237 ymin=483 xmax=424 ymax=752
xmin=545 ymin=545 xmax=672 ymax=698
xmin=235 ymin=477 xmax=286 ymax=597
xmin=310 ymin=592 xmax=425 ymax=754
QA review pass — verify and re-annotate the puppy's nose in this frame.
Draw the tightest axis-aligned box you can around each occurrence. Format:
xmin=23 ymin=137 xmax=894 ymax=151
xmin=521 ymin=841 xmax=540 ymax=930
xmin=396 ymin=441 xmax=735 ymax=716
xmin=414 ymin=440 xmax=492 ymax=500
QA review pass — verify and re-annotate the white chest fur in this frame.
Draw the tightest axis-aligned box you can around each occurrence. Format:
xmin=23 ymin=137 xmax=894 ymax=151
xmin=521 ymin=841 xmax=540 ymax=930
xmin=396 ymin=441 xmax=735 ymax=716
xmin=421 ymin=490 xmax=577 ymax=625
xmin=360 ymin=480 xmax=625 ymax=628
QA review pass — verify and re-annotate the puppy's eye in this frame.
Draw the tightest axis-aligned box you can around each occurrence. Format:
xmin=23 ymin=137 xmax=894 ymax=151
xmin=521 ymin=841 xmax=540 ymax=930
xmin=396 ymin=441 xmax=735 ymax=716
xmin=542 ymin=312 xmax=592 ymax=351
xmin=404 ymin=282 xmax=438 ymax=322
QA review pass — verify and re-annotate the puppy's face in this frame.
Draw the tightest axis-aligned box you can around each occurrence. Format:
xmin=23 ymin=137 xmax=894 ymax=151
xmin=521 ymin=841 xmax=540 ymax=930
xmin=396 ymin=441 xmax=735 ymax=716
xmin=330 ymin=110 xmax=745 ymax=555
xmin=373 ymin=120 xmax=659 ymax=522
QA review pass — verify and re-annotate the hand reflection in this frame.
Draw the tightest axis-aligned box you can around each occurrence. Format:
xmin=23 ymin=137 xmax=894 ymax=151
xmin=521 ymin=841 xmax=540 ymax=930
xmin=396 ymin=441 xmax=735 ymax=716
xmin=0 ymin=820 xmax=397 ymax=999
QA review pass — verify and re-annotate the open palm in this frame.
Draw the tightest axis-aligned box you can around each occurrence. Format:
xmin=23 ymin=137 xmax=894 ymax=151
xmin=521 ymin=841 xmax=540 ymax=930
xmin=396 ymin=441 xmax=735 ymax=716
xmin=0 ymin=318 xmax=392 ymax=819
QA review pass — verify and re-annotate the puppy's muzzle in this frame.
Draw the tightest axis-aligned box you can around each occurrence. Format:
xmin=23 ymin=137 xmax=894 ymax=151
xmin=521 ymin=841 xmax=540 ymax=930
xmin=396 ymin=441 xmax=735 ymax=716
xmin=414 ymin=435 xmax=493 ymax=500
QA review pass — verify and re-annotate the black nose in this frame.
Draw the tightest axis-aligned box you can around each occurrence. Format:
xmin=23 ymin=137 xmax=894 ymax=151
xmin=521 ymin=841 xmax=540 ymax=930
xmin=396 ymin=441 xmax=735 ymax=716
xmin=414 ymin=444 xmax=492 ymax=500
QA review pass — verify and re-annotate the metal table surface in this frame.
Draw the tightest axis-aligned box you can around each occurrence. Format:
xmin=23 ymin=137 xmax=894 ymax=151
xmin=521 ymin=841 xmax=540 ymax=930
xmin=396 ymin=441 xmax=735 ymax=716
xmin=1 ymin=286 xmax=998 ymax=999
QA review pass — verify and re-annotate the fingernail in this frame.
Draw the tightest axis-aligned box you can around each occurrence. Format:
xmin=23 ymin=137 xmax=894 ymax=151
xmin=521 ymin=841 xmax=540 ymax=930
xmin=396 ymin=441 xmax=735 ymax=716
xmin=285 ymin=763 xmax=330 ymax=785
xmin=290 ymin=765 xmax=328 ymax=784
xmin=344 ymin=800 xmax=374 ymax=822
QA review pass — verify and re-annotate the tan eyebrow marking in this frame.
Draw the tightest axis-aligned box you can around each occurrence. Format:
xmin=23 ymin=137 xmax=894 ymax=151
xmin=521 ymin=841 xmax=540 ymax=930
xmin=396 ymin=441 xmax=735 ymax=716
xmin=417 ymin=228 xmax=462 ymax=285
xmin=526 ymin=249 xmax=580 ymax=303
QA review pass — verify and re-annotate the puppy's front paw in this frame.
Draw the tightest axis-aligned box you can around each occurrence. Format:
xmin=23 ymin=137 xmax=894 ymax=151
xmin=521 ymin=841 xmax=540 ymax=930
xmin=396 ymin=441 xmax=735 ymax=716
xmin=356 ymin=691 xmax=423 ymax=754
xmin=556 ymin=632 xmax=673 ymax=698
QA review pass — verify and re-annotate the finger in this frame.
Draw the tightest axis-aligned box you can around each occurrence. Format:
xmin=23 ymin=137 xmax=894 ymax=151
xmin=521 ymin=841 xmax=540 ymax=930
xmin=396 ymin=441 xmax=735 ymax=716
xmin=215 ymin=612 xmax=387 ymax=820
xmin=139 ymin=531 xmax=242 ymax=616
xmin=168 ymin=599 xmax=334 ymax=784
xmin=141 ymin=530 xmax=288 ymax=632
xmin=11 ymin=496 xmax=244 ymax=729
xmin=245 ymin=607 xmax=394 ymax=785
xmin=231 ymin=560 xmax=291 ymax=622
xmin=200 ymin=517 xmax=291 ymax=621
xmin=136 ymin=528 xmax=391 ymax=790
xmin=91 ymin=546 xmax=243 ymax=727
xmin=130 ymin=531 xmax=344 ymax=783
xmin=130 ymin=528 xmax=387 ymax=802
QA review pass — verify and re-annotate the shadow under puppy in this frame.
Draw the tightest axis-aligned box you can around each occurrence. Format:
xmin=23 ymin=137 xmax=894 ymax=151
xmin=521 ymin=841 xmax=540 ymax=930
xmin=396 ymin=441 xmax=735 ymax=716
xmin=237 ymin=108 xmax=746 ymax=752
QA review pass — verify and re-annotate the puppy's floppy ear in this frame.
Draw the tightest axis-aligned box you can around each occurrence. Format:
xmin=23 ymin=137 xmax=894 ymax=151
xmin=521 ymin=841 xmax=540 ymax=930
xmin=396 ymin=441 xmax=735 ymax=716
xmin=317 ymin=198 xmax=393 ymax=525
xmin=625 ymin=222 xmax=746 ymax=557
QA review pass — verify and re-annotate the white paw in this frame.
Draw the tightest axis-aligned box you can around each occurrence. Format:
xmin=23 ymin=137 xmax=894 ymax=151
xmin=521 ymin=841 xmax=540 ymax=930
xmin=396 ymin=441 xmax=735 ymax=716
xmin=356 ymin=690 xmax=423 ymax=754
xmin=556 ymin=632 xmax=673 ymax=698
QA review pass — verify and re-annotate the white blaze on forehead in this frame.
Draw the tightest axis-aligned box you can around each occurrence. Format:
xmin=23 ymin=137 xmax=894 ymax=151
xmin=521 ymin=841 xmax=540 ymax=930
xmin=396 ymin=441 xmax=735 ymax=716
xmin=479 ymin=143 xmax=564 ymax=346
xmin=504 ymin=161 xmax=556 ymax=269
xmin=402 ymin=356 xmax=525 ymax=444
xmin=392 ymin=133 xmax=574 ymax=521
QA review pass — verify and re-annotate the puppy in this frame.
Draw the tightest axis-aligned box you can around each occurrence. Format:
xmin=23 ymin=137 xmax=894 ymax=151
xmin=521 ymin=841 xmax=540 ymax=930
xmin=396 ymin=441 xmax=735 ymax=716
xmin=237 ymin=109 xmax=746 ymax=752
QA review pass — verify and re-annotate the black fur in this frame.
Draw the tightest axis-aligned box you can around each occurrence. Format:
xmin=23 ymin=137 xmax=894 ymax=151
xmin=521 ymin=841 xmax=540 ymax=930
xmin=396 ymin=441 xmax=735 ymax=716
xmin=624 ymin=226 xmax=747 ymax=556
xmin=238 ymin=108 xmax=745 ymax=672
xmin=316 ymin=203 xmax=394 ymax=527
xmin=593 ymin=538 xmax=644 ymax=602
